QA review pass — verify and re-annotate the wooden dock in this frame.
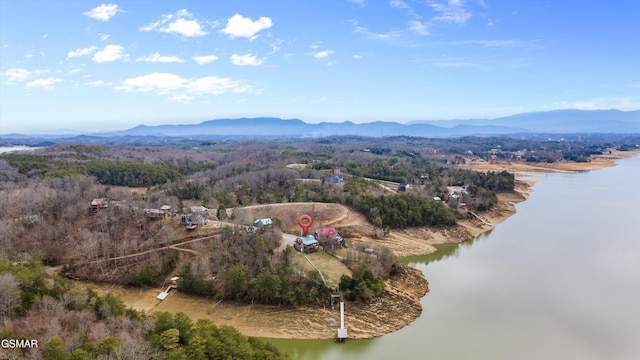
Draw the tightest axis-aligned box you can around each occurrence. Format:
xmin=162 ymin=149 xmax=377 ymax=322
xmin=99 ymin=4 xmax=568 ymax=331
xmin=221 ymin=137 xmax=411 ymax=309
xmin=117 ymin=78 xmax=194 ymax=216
xmin=468 ymin=211 xmax=492 ymax=226
xmin=336 ymin=301 xmax=348 ymax=341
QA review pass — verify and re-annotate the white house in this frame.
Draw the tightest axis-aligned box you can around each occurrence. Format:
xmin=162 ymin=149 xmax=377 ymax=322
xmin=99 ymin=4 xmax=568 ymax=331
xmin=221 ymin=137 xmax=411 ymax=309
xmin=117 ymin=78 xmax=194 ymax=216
xmin=253 ymin=218 xmax=273 ymax=227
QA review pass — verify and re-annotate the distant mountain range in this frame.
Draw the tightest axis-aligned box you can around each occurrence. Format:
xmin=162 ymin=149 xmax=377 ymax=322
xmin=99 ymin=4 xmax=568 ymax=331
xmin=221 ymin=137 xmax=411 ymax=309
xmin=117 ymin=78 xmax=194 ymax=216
xmin=111 ymin=109 xmax=640 ymax=138
xmin=2 ymin=109 xmax=639 ymax=141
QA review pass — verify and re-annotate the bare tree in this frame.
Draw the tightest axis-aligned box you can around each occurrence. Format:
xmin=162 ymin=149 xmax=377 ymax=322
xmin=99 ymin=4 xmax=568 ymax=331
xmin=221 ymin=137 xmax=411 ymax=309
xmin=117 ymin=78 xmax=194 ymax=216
xmin=0 ymin=273 xmax=20 ymax=323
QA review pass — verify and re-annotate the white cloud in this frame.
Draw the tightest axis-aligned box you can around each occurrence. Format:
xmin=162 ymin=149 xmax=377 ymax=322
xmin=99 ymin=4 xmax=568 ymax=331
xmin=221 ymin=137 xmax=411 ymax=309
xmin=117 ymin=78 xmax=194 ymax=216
xmin=268 ymin=38 xmax=284 ymax=54
xmin=67 ymin=46 xmax=98 ymax=59
xmin=352 ymin=21 xmax=404 ymax=41
xmin=447 ymin=39 xmax=520 ymax=47
xmin=314 ymin=50 xmax=334 ymax=59
xmin=349 ymin=0 xmax=366 ymax=7
xmin=171 ymin=94 xmax=193 ymax=103
xmin=230 ymin=53 xmax=264 ymax=66
xmin=192 ymin=55 xmax=219 ymax=64
xmin=99 ymin=33 xmax=111 ymax=41
xmin=118 ymin=73 xmax=185 ymax=94
xmin=87 ymin=80 xmax=107 ymax=86
xmin=222 ymin=14 xmax=272 ymax=40
xmin=83 ymin=3 xmax=121 ymax=21
xmin=25 ymin=77 xmax=63 ymax=90
xmin=353 ymin=54 xmax=362 ymax=60
xmin=408 ymin=20 xmax=429 ymax=35
xmin=136 ymin=53 xmax=185 ymax=63
xmin=92 ymin=45 xmax=128 ymax=63
xmin=186 ymin=76 xmax=250 ymax=94
xmin=163 ymin=18 xmax=207 ymax=37
xmin=428 ymin=0 xmax=472 ymax=24
xmin=1 ymin=68 xmax=31 ymax=82
xmin=140 ymin=9 xmax=208 ymax=37
xmin=544 ymin=98 xmax=640 ymax=112
xmin=117 ymin=72 xmax=249 ymax=100
xmin=1 ymin=68 xmax=49 ymax=83
xmin=390 ymin=0 xmax=410 ymax=9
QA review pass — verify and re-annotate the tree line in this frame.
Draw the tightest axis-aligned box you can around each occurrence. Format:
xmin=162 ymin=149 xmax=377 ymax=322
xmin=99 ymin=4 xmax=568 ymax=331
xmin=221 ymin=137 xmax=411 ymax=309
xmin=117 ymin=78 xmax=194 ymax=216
xmin=0 ymin=153 xmax=183 ymax=187
xmin=346 ymin=192 xmax=457 ymax=229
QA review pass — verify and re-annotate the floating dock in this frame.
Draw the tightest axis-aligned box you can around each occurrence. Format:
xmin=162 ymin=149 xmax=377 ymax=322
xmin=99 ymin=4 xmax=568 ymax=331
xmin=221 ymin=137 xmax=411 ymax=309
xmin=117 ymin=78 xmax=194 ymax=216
xmin=156 ymin=285 xmax=176 ymax=300
xmin=157 ymin=278 xmax=179 ymax=300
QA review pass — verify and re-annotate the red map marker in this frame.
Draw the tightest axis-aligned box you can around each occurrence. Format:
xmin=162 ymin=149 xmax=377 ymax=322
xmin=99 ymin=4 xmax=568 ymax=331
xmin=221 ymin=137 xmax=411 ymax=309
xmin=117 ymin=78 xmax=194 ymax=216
xmin=298 ymin=214 xmax=313 ymax=236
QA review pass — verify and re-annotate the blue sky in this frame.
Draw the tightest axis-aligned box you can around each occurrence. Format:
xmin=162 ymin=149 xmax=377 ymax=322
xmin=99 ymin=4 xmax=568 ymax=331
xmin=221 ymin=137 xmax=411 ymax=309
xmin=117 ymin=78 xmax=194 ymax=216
xmin=1 ymin=0 xmax=639 ymax=134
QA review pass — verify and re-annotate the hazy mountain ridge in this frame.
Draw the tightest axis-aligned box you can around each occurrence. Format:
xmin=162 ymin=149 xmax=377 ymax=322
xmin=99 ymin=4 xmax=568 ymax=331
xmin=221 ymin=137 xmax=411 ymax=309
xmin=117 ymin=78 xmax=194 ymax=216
xmin=2 ymin=110 xmax=639 ymax=140
xmin=112 ymin=109 xmax=638 ymax=138
xmin=408 ymin=109 xmax=640 ymax=133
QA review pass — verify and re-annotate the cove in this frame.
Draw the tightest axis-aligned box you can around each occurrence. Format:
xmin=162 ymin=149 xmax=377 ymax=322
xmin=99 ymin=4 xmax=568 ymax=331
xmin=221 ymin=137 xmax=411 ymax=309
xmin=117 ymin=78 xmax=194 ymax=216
xmin=269 ymin=156 xmax=640 ymax=359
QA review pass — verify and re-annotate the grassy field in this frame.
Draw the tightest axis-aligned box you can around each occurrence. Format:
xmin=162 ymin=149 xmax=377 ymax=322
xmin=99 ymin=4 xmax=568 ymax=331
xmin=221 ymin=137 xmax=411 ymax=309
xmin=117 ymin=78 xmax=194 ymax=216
xmin=293 ymin=250 xmax=352 ymax=287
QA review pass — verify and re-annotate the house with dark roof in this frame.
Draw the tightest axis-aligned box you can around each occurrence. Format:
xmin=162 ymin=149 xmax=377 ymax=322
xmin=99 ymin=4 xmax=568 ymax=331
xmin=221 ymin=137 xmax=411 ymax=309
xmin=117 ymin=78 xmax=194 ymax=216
xmin=398 ymin=183 xmax=411 ymax=192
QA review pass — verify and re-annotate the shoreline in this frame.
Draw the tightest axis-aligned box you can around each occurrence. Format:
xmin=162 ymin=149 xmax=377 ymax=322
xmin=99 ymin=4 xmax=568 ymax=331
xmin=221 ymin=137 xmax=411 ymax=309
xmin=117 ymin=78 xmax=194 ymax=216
xmin=92 ymin=149 xmax=639 ymax=340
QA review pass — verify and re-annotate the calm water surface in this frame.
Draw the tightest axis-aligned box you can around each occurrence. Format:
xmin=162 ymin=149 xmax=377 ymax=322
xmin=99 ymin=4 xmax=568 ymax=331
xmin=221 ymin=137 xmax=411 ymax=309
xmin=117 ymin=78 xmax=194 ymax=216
xmin=270 ymin=156 xmax=640 ymax=359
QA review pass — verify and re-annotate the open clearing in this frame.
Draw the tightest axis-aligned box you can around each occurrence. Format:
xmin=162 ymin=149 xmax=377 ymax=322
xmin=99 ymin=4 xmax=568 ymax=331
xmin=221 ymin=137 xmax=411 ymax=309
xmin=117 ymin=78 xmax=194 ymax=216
xmin=296 ymin=251 xmax=352 ymax=287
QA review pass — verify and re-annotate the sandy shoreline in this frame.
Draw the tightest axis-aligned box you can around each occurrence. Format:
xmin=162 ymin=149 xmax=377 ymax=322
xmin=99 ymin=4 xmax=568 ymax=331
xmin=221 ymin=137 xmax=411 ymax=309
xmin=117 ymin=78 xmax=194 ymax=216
xmin=91 ymin=149 xmax=639 ymax=340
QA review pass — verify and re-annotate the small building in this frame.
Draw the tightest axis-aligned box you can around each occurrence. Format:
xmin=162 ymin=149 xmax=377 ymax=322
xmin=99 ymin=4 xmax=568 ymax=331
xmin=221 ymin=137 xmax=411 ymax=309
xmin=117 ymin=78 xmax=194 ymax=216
xmin=189 ymin=205 xmax=207 ymax=213
xmin=253 ymin=218 xmax=273 ymax=228
xmin=324 ymin=176 xmax=342 ymax=184
xmin=90 ymin=198 xmax=109 ymax=212
xmin=294 ymin=235 xmax=319 ymax=254
xmin=181 ymin=214 xmax=196 ymax=224
xmin=160 ymin=205 xmax=172 ymax=215
xmin=447 ymin=194 xmax=461 ymax=208
xmin=397 ymin=183 xmax=411 ymax=192
xmin=145 ymin=208 xmax=166 ymax=219
xmin=315 ymin=227 xmax=344 ymax=248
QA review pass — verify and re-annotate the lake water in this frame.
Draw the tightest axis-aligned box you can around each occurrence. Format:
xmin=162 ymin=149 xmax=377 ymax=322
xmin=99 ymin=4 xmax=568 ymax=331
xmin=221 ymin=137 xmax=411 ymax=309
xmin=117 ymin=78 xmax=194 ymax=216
xmin=270 ymin=156 xmax=640 ymax=360
xmin=0 ymin=146 xmax=40 ymax=154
